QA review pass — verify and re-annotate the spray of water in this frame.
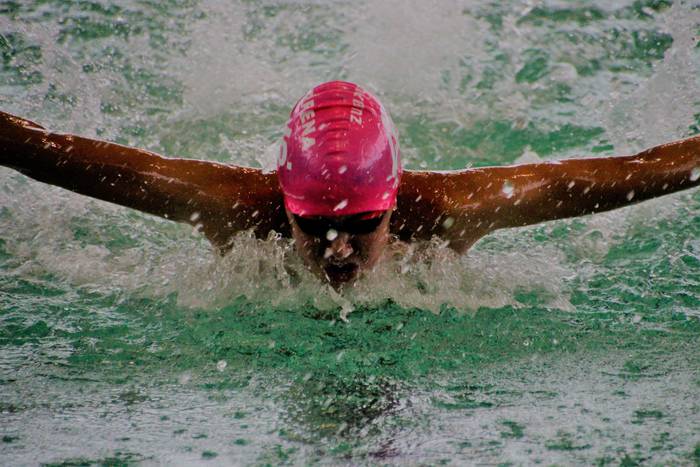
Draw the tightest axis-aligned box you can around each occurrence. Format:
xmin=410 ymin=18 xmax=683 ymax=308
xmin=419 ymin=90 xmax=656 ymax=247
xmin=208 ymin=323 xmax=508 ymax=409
xmin=0 ymin=0 xmax=698 ymax=317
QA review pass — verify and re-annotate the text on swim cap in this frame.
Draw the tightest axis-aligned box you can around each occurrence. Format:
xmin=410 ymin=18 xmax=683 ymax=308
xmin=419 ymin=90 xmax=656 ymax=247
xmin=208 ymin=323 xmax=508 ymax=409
xmin=350 ymin=88 xmax=364 ymax=125
xmin=278 ymin=124 xmax=292 ymax=169
xmin=299 ymin=98 xmax=316 ymax=151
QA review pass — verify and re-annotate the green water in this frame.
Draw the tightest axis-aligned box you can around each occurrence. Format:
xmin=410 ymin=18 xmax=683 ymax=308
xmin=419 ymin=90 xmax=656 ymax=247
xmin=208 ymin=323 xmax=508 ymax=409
xmin=1 ymin=1 xmax=700 ymax=465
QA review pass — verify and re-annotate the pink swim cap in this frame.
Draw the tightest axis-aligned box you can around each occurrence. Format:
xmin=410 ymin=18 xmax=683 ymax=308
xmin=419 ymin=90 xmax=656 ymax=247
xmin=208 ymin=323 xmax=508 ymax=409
xmin=277 ymin=81 xmax=401 ymax=217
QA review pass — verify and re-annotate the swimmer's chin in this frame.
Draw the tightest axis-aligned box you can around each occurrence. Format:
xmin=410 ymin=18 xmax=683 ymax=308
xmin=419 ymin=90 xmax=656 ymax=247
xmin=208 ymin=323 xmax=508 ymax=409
xmin=323 ymin=263 xmax=360 ymax=289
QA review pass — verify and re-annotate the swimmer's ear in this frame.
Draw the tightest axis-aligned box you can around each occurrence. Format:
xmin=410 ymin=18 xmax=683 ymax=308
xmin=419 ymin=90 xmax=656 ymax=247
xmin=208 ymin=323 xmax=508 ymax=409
xmin=395 ymin=135 xmax=700 ymax=253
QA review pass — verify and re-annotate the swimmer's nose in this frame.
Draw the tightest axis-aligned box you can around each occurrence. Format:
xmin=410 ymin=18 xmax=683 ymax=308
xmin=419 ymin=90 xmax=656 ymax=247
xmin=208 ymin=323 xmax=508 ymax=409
xmin=327 ymin=232 xmax=353 ymax=260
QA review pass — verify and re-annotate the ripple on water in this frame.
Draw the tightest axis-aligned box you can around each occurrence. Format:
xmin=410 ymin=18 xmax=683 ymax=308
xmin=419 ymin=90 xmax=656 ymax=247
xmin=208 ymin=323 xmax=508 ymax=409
xmin=1 ymin=0 xmax=700 ymax=464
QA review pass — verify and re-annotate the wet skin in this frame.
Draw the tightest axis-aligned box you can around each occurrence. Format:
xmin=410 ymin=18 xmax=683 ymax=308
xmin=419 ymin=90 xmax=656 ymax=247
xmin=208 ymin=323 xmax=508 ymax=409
xmin=2 ymin=110 xmax=700 ymax=288
xmin=286 ymin=208 xmax=392 ymax=289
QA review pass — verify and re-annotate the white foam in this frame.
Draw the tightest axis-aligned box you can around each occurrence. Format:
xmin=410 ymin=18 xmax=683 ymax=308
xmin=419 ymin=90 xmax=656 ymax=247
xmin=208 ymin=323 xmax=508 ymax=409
xmin=1 ymin=0 xmax=699 ymax=320
xmin=601 ymin=2 xmax=700 ymax=152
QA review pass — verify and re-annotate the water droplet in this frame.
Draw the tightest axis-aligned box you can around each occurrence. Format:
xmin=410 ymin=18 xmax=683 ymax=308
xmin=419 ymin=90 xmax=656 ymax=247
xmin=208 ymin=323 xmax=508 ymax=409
xmin=690 ymin=167 xmax=700 ymax=182
xmin=189 ymin=212 xmax=200 ymax=222
xmin=381 ymin=191 xmax=390 ymax=200
xmin=626 ymin=190 xmax=635 ymax=201
xmin=338 ymin=165 xmax=347 ymax=174
xmin=326 ymin=229 xmax=338 ymax=241
xmin=333 ymin=199 xmax=348 ymax=211
xmin=501 ymin=181 xmax=514 ymax=198
xmin=286 ymin=161 xmax=292 ymax=170
xmin=216 ymin=360 xmax=227 ymax=372
xmin=567 ymin=181 xmax=576 ymax=189
xmin=251 ymin=210 xmax=259 ymax=218
xmin=323 ymin=248 xmax=333 ymax=259
xmin=442 ymin=217 xmax=455 ymax=229
xmin=415 ymin=195 xmax=422 ymax=202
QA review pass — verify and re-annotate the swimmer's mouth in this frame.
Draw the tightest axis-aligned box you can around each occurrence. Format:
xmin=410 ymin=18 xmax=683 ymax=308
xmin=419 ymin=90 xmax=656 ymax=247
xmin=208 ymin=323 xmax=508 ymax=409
xmin=324 ymin=262 xmax=359 ymax=284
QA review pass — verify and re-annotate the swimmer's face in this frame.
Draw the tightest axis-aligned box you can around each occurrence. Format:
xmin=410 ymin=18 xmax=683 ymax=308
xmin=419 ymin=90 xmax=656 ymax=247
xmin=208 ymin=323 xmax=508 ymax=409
xmin=286 ymin=208 xmax=392 ymax=289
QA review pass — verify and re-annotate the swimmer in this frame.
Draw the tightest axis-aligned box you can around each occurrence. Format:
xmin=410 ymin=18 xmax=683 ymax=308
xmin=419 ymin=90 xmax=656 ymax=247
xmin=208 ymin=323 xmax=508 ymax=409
xmin=1 ymin=81 xmax=699 ymax=288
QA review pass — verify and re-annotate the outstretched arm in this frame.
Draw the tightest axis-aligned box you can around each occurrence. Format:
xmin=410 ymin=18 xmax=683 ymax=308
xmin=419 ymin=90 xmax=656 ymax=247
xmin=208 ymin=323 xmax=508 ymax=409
xmin=393 ymin=136 xmax=700 ymax=252
xmin=0 ymin=111 xmax=289 ymax=251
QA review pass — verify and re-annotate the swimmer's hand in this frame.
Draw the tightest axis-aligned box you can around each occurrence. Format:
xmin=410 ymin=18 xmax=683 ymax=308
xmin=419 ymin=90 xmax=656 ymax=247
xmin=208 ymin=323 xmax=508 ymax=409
xmin=394 ymin=135 xmax=700 ymax=253
xmin=0 ymin=110 xmax=288 ymax=251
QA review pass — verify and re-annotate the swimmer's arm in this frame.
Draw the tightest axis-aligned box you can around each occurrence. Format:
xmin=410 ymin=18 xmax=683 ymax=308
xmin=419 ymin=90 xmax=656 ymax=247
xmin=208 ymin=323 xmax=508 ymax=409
xmin=0 ymin=111 xmax=289 ymax=250
xmin=395 ymin=135 xmax=700 ymax=253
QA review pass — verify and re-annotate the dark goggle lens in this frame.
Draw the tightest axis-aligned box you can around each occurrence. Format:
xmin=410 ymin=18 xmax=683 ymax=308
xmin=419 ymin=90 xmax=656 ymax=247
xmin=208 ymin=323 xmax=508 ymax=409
xmin=294 ymin=213 xmax=384 ymax=237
